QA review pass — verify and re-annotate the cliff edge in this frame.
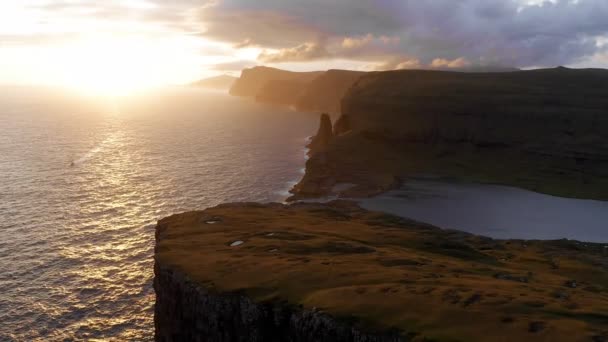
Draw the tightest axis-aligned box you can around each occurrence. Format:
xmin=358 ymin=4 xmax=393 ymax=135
xmin=292 ymin=67 xmax=608 ymax=200
xmin=154 ymin=201 xmax=608 ymax=341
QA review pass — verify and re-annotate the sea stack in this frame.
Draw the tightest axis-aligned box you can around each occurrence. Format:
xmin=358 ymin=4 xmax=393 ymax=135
xmin=308 ymin=113 xmax=334 ymax=153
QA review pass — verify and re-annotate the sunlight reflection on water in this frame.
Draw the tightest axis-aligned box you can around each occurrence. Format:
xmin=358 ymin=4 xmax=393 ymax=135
xmin=0 ymin=87 xmax=317 ymax=341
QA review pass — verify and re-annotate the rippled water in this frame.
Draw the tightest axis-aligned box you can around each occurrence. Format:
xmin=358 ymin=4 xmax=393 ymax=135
xmin=0 ymin=87 xmax=317 ymax=341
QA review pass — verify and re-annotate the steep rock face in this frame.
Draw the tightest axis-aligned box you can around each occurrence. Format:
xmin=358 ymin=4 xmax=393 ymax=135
xmin=255 ymin=80 xmax=309 ymax=107
xmin=307 ymin=113 xmax=334 ymax=153
xmin=229 ymin=66 xmax=322 ymax=98
xmin=333 ymin=114 xmax=351 ymax=136
xmin=292 ymin=67 xmax=608 ymax=200
xmin=230 ymin=67 xmax=365 ymax=114
xmin=342 ymin=68 xmax=608 ymax=147
xmin=295 ymin=70 xmax=366 ymax=114
xmin=154 ymin=264 xmax=404 ymax=342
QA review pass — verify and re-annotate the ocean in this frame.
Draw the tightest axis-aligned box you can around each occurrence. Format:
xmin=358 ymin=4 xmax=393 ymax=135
xmin=0 ymin=87 xmax=318 ymax=341
xmin=3 ymin=85 xmax=607 ymax=341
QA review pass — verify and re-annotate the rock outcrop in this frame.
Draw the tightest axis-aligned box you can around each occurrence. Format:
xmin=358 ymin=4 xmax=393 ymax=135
xmin=292 ymin=67 xmax=608 ymax=200
xmin=154 ymin=201 xmax=608 ymax=342
xmin=307 ymin=113 xmax=334 ymax=153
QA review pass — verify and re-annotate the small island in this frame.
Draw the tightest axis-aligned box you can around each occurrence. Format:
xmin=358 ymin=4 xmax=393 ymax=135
xmin=155 ymin=201 xmax=608 ymax=342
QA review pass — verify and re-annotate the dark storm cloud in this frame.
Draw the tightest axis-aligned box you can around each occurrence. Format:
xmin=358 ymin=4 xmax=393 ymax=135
xmin=199 ymin=0 xmax=608 ymax=67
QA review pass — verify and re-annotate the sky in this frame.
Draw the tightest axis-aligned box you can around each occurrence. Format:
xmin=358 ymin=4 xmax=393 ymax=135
xmin=1 ymin=0 xmax=608 ymax=94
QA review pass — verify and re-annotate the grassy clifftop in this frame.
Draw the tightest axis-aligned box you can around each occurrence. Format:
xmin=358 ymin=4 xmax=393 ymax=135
xmin=292 ymin=67 xmax=608 ymax=200
xmin=155 ymin=201 xmax=608 ymax=342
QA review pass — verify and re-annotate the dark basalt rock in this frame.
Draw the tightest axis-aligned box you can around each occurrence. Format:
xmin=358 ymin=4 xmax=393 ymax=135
xmin=292 ymin=67 xmax=608 ymax=200
xmin=154 ymin=264 xmax=405 ymax=342
xmin=333 ymin=114 xmax=351 ymax=136
xmin=307 ymin=113 xmax=334 ymax=153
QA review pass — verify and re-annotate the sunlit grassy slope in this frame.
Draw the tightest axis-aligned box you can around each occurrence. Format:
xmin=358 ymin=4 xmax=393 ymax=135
xmin=156 ymin=201 xmax=608 ymax=342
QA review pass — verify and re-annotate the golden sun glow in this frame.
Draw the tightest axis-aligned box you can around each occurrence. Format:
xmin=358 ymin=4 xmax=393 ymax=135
xmin=53 ymin=37 xmax=184 ymax=96
xmin=0 ymin=2 xmax=249 ymax=95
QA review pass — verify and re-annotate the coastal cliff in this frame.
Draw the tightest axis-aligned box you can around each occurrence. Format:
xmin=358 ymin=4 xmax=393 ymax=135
xmin=230 ymin=66 xmax=322 ymax=98
xmin=292 ymin=67 xmax=608 ymax=200
xmin=191 ymin=75 xmax=237 ymax=90
xmin=295 ymin=70 xmax=366 ymax=114
xmin=154 ymin=201 xmax=608 ymax=342
xmin=155 ymin=264 xmax=403 ymax=342
xmin=230 ymin=67 xmax=364 ymax=114
xmin=254 ymin=80 xmax=309 ymax=107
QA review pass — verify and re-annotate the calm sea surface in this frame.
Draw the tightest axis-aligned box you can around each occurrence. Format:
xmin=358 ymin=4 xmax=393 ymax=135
xmin=0 ymin=87 xmax=317 ymax=341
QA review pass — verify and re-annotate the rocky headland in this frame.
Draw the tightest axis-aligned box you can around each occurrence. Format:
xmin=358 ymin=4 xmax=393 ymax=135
xmin=155 ymin=201 xmax=608 ymax=342
xmin=229 ymin=66 xmax=323 ymax=98
xmin=291 ymin=67 xmax=608 ymax=200
xmin=230 ymin=66 xmax=365 ymax=115
xmin=191 ymin=75 xmax=237 ymax=90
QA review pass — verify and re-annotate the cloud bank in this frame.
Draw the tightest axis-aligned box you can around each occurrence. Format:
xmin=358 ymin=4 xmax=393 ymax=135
xmin=2 ymin=0 xmax=608 ymax=84
xmin=199 ymin=0 xmax=608 ymax=69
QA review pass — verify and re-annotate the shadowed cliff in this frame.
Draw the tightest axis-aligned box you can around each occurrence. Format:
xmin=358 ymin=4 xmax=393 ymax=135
xmin=230 ymin=67 xmax=365 ymax=114
xmin=230 ymin=66 xmax=322 ymax=98
xmin=254 ymin=80 xmax=309 ymax=107
xmin=292 ymin=67 xmax=608 ymax=200
xmin=295 ymin=70 xmax=366 ymax=114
